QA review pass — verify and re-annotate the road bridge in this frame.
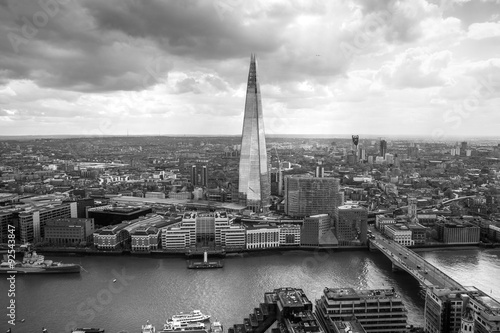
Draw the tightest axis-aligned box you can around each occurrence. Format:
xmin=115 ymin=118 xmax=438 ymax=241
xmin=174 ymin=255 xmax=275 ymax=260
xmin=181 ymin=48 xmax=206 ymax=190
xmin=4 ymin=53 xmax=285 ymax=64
xmin=370 ymin=238 xmax=463 ymax=290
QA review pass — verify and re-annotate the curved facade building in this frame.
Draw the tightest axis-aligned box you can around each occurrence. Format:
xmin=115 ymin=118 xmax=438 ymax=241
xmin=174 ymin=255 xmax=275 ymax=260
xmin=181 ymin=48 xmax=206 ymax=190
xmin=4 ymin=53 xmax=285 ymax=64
xmin=238 ymin=54 xmax=270 ymax=213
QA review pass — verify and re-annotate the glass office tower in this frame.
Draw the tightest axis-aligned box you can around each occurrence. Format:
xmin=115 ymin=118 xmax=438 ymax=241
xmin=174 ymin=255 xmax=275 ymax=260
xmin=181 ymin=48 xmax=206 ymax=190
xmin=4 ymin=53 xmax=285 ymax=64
xmin=238 ymin=54 xmax=270 ymax=213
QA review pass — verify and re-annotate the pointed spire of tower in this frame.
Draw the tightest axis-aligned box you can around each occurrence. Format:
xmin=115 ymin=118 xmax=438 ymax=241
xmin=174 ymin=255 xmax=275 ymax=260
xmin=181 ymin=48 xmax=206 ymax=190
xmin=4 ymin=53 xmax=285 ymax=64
xmin=238 ymin=54 xmax=270 ymax=213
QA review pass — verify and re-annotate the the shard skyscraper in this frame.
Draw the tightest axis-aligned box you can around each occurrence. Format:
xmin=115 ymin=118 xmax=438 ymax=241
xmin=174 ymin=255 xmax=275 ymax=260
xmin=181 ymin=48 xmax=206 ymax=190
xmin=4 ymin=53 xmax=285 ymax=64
xmin=238 ymin=54 xmax=270 ymax=212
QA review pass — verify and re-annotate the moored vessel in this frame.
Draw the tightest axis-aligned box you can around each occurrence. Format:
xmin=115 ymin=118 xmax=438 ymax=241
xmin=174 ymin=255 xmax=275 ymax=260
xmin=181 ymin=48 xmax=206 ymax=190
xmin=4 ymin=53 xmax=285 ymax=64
xmin=161 ymin=320 xmax=208 ymax=333
xmin=142 ymin=320 xmax=156 ymax=333
xmin=210 ymin=320 xmax=223 ymax=333
xmin=170 ymin=310 xmax=210 ymax=323
xmin=71 ymin=328 xmax=105 ymax=333
xmin=0 ymin=248 xmax=81 ymax=274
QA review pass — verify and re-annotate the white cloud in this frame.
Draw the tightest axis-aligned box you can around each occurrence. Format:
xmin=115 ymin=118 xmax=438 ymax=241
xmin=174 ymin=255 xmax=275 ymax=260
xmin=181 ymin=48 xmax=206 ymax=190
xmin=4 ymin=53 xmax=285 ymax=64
xmin=467 ymin=21 xmax=500 ymax=39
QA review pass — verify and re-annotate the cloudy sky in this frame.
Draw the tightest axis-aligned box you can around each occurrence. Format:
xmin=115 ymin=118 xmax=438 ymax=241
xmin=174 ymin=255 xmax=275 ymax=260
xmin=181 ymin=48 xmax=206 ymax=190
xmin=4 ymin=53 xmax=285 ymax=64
xmin=0 ymin=0 xmax=499 ymax=138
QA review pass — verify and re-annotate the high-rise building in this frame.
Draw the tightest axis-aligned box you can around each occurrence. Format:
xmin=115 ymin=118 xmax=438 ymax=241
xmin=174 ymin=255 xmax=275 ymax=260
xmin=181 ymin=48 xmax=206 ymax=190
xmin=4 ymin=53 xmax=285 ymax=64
xmin=380 ymin=139 xmax=387 ymax=157
xmin=191 ymin=165 xmax=208 ymax=187
xmin=284 ymin=176 xmax=340 ymax=220
xmin=238 ymin=54 xmax=270 ymax=213
xmin=315 ymin=165 xmax=325 ymax=178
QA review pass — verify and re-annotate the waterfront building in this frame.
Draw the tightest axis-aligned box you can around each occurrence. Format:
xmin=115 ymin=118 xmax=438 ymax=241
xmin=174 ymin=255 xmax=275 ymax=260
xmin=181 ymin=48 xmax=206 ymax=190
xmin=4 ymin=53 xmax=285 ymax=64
xmin=436 ymin=219 xmax=480 ymax=244
xmin=245 ymin=223 xmax=279 ymax=249
xmin=465 ymin=286 xmax=500 ymax=333
xmin=19 ymin=201 xmax=77 ymax=243
xmin=130 ymin=226 xmax=161 ymax=251
xmin=315 ymin=287 xmax=408 ymax=332
xmin=161 ymin=211 xmax=243 ymax=249
xmin=162 ymin=225 xmax=191 ymax=249
xmin=238 ymin=54 xmax=271 ymax=213
xmin=278 ymin=223 xmax=301 ymax=246
xmin=424 ymin=287 xmax=468 ymax=333
xmin=231 ymin=287 xmax=322 ymax=333
xmin=336 ymin=205 xmax=367 ymax=246
xmin=44 ymin=218 xmax=94 ymax=245
xmin=87 ymin=205 xmax=152 ymax=226
xmin=284 ymin=176 xmax=340 ymax=220
xmin=93 ymin=213 xmax=165 ymax=250
xmin=407 ymin=222 xmax=426 ymax=245
xmin=301 ymin=214 xmax=331 ymax=246
xmin=424 ymin=286 xmax=500 ymax=333
xmin=385 ymin=224 xmax=415 ymax=246
xmin=0 ymin=210 xmax=15 ymax=243
xmin=220 ymin=225 xmax=246 ymax=249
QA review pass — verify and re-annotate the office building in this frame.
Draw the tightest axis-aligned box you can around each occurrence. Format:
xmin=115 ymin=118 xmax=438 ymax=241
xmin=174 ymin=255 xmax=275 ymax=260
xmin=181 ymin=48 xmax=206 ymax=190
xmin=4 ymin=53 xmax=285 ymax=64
xmin=245 ymin=223 xmax=279 ymax=249
xmin=380 ymin=139 xmax=387 ymax=157
xmin=375 ymin=215 xmax=396 ymax=233
xmin=436 ymin=219 xmax=480 ymax=244
xmin=385 ymin=224 xmax=415 ymax=246
xmin=301 ymin=214 xmax=336 ymax=247
xmin=87 ymin=205 xmax=152 ymax=226
xmin=315 ymin=287 xmax=407 ymax=332
xmin=238 ymin=54 xmax=271 ymax=213
xmin=278 ymin=224 xmax=301 ymax=246
xmin=407 ymin=222 xmax=426 ymax=245
xmin=0 ymin=210 xmax=15 ymax=243
xmin=336 ymin=205 xmax=367 ymax=246
xmin=424 ymin=286 xmax=500 ymax=333
xmin=44 ymin=218 xmax=95 ymax=245
xmin=161 ymin=211 xmax=243 ymax=249
xmin=18 ymin=202 xmax=77 ymax=243
xmin=220 ymin=225 xmax=246 ymax=249
xmin=191 ymin=164 xmax=208 ymax=187
xmin=408 ymin=197 xmax=418 ymax=220
xmin=424 ymin=287 xmax=468 ymax=333
xmin=285 ymin=176 xmax=340 ymax=219
xmin=315 ymin=165 xmax=325 ymax=178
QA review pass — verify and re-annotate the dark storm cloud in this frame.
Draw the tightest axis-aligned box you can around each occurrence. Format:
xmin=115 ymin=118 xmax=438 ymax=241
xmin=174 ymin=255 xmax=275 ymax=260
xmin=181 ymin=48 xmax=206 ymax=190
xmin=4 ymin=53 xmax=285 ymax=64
xmin=0 ymin=0 xmax=174 ymax=92
xmin=82 ymin=0 xmax=283 ymax=59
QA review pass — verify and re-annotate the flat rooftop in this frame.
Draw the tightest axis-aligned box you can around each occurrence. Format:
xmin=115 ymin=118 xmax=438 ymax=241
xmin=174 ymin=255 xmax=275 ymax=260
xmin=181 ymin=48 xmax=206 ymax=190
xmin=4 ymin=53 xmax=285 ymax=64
xmin=277 ymin=289 xmax=305 ymax=307
xmin=324 ymin=287 xmax=398 ymax=300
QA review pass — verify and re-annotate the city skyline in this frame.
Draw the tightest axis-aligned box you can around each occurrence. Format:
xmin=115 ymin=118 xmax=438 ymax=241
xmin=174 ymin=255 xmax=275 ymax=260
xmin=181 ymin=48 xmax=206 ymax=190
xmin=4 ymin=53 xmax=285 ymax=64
xmin=0 ymin=0 xmax=499 ymax=138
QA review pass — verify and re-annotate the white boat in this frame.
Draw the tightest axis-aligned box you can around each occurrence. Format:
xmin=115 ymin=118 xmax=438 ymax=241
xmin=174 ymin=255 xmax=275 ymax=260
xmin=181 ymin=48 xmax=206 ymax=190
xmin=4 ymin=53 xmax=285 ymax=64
xmin=170 ymin=310 xmax=210 ymax=323
xmin=142 ymin=320 xmax=156 ymax=333
xmin=163 ymin=320 xmax=207 ymax=332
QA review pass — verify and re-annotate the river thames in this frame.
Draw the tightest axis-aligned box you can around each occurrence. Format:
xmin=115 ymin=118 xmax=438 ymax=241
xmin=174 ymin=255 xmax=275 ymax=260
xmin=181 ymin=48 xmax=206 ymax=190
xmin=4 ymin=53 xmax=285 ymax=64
xmin=1 ymin=248 xmax=499 ymax=333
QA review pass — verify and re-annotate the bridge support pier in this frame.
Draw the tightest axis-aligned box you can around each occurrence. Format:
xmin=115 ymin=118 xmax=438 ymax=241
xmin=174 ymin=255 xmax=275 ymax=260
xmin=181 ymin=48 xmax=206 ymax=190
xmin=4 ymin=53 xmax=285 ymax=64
xmin=392 ymin=262 xmax=403 ymax=272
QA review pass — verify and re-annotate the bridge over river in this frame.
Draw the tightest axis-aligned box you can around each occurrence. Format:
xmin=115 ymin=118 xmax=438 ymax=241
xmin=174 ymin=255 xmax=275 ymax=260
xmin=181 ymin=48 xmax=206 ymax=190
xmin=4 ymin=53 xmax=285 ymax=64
xmin=370 ymin=237 xmax=463 ymax=290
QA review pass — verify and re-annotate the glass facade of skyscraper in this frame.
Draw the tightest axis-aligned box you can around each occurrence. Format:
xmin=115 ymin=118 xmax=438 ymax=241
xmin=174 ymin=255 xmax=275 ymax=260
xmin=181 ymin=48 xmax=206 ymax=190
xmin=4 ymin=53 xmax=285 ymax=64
xmin=238 ymin=54 xmax=270 ymax=212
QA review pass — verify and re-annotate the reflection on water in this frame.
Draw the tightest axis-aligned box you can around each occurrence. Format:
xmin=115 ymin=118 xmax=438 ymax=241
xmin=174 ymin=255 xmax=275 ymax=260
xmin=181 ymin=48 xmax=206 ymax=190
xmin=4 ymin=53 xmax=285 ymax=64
xmin=0 ymin=248 xmax=498 ymax=332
